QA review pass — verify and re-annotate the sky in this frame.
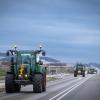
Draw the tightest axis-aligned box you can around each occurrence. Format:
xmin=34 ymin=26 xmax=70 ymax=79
xmin=0 ymin=0 xmax=100 ymax=63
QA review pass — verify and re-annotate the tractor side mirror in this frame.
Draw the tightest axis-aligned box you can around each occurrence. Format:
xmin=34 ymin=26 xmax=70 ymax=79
xmin=6 ymin=51 xmax=9 ymax=56
xmin=42 ymin=51 xmax=46 ymax=56
xmin=42 ymin=50 xmax=46 ymax=56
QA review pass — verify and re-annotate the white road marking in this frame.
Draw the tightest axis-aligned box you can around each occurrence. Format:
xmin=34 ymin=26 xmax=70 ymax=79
xmin=56 ymin=76 xmax=92 ymax=100
xmin=49 ymin=75 xmax=94 ymax=100
xmin=49 ymin=77 xmax=84 ymax=100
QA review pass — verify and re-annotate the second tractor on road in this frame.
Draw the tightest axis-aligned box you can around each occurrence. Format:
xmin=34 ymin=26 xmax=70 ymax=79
xmin=74 ymin=63 xmax=85 ymax=77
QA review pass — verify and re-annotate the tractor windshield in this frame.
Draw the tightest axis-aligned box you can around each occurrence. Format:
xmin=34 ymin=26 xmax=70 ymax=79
xmin=77 ymin=65 xmax=83 ymax=68
xmin=21 ymin=54 xmax=31 ymax=64
xmin=77 ymin=65 xmax=85 ymax=70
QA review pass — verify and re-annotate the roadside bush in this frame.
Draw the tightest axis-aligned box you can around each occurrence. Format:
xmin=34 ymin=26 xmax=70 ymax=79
xmin=0 ymin=68 xmax=6 ymax=76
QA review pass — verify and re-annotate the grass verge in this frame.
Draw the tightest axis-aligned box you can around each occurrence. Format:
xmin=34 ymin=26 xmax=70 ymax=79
xmin=0 ymin=68 xmax=6 ymax=81
xmin=47 ymin=77 xmax=60 ymax=82
xmin=0 ymin=68 xmax=6 ymax=76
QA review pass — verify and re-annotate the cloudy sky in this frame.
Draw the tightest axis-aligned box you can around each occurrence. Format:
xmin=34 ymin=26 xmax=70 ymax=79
xmin=0 ymin=0 xmax=100 ymax=63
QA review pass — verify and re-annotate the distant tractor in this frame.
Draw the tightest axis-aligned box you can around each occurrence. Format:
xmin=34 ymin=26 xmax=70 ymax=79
xmin=87 ymin=68 xmax=97 ymax=74
xmin=74 ymin=63 xmax=85 ymax=77
xmin=5 ymin=46 xmax=46 ymax=93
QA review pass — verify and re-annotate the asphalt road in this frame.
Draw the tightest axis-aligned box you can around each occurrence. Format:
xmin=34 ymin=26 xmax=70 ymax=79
xmin=0 ymin=72 xmax=100 ymax=100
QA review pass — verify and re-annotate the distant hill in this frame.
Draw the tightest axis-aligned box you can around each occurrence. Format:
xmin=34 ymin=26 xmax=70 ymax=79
xmin=0 ymin=52 xmax=6 ymax=57
xmin=41 ymin=57 xmax=60 ymax=62
xmin=88 ymin=63 xmax=100 ymax=67
xmin=47 ymin=62 xmax=66 ymax=66
xmin=1 ymin=52 xmax=99 ymax=67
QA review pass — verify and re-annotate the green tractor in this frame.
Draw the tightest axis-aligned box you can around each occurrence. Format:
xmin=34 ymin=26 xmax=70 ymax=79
xmin=5 ymin=46 xmax=46 ymax=93
xmin=74 ymin=63 xmax=85 ymax=77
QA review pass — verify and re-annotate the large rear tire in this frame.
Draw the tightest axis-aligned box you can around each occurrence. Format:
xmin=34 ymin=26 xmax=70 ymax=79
xmin=33 ymin=74 xmax=43 ymax=93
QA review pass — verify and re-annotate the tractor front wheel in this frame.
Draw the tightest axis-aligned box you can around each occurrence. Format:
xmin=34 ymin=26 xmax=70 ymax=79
xmin=74 ymin=71 xmax=77 ymax=77
xmin=82 ymin=72 xmax=85 ymax=77
xmin=33 ymin=74 xmax=43 ymax=93
xmin=5 ymin=74 xmax=15 ymax=93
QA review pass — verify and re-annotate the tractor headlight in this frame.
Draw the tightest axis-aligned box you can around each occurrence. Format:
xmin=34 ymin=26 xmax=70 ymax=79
xmin=25 ymin=74 xmax=28 ymax=77
xmin=19 ymin=74 xmax=21 ymax=77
